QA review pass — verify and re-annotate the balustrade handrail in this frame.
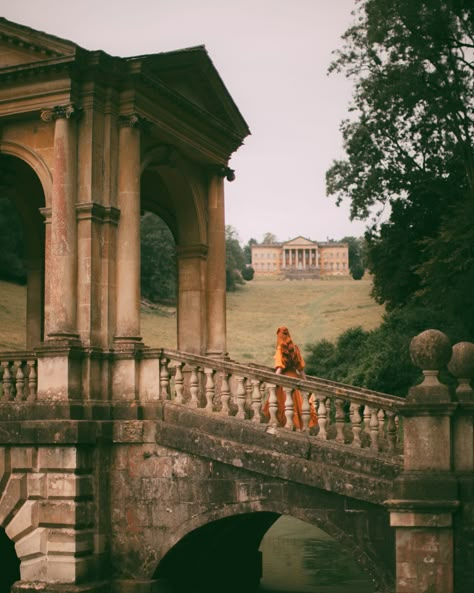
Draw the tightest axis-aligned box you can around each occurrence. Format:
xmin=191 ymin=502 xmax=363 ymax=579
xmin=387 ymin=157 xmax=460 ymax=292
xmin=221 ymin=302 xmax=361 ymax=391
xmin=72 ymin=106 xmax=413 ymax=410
xmin=157 ymin=347 xmax=405 ymax=411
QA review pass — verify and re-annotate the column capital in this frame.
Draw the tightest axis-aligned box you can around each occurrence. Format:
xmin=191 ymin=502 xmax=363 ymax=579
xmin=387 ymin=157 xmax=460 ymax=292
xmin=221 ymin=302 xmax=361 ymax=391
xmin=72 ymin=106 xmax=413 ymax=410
xmin=209 ymin=164 xmax=235 ymax=182
xmin=118 ymin=113 xmax=148 ymax=129
xmin=40 ymin=103 xmax=81 ymax=122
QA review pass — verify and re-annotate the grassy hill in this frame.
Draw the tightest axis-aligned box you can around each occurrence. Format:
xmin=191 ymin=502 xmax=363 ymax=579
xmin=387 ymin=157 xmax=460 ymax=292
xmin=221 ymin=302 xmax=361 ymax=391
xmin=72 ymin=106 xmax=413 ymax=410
xmin=0 ymin=277 xmax=385 ymax=366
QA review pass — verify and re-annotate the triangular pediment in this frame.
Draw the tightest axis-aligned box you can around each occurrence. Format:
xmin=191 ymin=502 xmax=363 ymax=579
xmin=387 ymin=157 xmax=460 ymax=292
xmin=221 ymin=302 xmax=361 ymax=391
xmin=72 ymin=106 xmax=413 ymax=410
xmin=0 ymin=18 xmax=77 ymax=68
xmin=284 ymin=236 xmax=316 ymax=247
xmin=132 ymin=46 xmax=249 ymax=136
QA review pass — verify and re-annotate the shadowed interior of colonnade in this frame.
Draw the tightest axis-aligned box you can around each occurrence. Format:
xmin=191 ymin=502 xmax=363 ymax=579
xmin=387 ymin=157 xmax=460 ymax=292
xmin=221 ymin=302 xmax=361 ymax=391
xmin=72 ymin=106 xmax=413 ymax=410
xmin=140 ymin=162 xmax=178 ymax=349
xmin=0 ymin=153 xmax=45 ymax=350
xmin=154 ymin=512 xmax=378 ymax=593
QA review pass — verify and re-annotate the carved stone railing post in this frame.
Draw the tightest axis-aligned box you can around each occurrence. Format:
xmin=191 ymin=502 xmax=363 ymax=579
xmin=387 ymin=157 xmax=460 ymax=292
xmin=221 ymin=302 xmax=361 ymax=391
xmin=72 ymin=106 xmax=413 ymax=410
xmin=283 ymin=386 xmax=293 ymax=429
xmin=250 ymin=379 xmax=262 ymax=423
xmin=386 ymin=329 xmax=458 ymax=593
xmin=448 ymin=341 xmax=474 ymax=593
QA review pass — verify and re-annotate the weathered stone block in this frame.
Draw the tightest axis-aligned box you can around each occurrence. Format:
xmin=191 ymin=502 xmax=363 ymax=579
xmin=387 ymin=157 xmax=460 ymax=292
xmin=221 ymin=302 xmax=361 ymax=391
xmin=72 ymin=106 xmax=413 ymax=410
xmin=6 ymin=500 xmax=39 ymax=541
xmin=15 ymin=526 xmax=48 ymax=559
xmin=11 ymin=447 xmax=35 ymax=470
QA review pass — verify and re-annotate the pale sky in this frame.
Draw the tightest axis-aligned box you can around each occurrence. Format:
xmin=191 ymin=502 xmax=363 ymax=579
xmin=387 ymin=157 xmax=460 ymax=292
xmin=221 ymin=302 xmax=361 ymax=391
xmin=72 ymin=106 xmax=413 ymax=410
xmin=2 ymin=0 xmax=367 ymax=245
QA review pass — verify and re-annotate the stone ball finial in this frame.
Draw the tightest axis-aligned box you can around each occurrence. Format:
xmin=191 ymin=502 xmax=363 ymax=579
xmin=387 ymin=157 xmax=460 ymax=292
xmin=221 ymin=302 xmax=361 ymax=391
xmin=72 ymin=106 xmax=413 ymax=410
xmin=409 ymin=329 xmax=452 ymax=371
xmin=448 ymin=342 xmax=474 ymax=379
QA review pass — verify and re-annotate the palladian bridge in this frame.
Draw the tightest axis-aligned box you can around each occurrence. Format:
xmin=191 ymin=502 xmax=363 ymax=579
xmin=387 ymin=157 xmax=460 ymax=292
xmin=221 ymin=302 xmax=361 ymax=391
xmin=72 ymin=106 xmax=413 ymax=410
xmin=0 ymin=17 xmax=474 ymax=593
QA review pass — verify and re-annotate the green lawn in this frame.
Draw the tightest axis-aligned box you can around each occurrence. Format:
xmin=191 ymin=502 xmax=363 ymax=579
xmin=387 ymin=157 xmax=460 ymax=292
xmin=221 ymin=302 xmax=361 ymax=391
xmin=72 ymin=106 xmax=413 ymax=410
xmin=1 ymin=277 xmax=384 ymax=366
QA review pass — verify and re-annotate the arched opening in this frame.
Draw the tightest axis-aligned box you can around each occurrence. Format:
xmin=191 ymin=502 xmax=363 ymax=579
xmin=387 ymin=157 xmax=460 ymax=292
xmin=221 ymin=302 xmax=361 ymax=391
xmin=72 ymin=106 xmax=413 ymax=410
xmin=154 ymin=512 xmax=379 ymax=593
xmin=0 ymin=153 xmax=45 ymax=350
xmin=155 ymin=512 xmax=279 ymax=592
xmin=140 ymin=210 xmax=177 ymax=348
xmin=140 ymin=166 xmax=178 ymax=349
xmin=0 ymin=527 xmax=20 ymax=591
xmin=260 ymin=515 xmax=377 ymax=592
xmin=140 ymin=156 xmax=208 ymax=353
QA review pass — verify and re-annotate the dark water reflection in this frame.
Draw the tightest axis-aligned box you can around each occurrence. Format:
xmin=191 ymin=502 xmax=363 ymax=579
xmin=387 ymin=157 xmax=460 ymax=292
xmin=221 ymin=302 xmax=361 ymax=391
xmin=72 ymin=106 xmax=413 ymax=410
xmin=259 ymin=516 xmax=376 ymax=593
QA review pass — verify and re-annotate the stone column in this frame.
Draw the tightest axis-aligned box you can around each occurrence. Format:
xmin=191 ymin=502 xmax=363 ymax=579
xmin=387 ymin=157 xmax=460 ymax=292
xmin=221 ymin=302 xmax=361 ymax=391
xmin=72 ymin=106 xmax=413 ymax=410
xmin=386 ymin=329 xmax=459 ymax=593
xmin=40 ymin=105 xmax=79 ymax=340
xmin=177 ymin=244 xmax=207 ymax=354
xmin=36 ymin=107 xmax=82 ymax=402
xmin=206 ymin=172 xmax=227 ymax=357
xmin=115 ymin=114 xmax=143 ymax=345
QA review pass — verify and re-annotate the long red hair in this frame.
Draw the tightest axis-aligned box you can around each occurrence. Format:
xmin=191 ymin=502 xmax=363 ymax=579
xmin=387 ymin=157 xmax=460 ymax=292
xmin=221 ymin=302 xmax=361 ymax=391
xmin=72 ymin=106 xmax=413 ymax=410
xmin=276 ymin=326 xmax=304 ymax=370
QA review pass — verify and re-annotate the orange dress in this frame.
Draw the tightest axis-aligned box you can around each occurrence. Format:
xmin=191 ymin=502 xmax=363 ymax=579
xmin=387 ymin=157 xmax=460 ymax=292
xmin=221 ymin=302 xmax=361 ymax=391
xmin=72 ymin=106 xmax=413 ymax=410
xmin=264 ymin=345 xmax=317 ymax=430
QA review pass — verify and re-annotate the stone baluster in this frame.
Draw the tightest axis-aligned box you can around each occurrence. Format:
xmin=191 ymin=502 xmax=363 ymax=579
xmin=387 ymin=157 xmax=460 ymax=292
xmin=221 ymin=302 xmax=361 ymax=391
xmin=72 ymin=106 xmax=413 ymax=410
xmin=245 ymin=378 xmax=253 ymax=413
xmin=204 ymin=368 xmax=216 ymax=412
xmin=250 ymin=379 xmax=262 ymax=423
xmin=235 ymin=376 xmax=247 ymax=419
xmin=369 ymin=407 xmax=379 ymax=451
xmin=27 ymin=360 xmax=37 ymax=401
xmin=283 ymin=386 xmax=293 ymax=429
xmin=2 ymin=361 xmax=12 ymax=401
xmin=377 ymin=409 xmax=385 ymax=437
xmin=188 ymin=366 xmax=200 ymax=408
xmin=350 ymin=402 xmax=362 ymax=448
xmin=300 ymin=390 xmax=311 ymax=432
xmin=160 ymin=358 xmax=170 ymax=401
xmin=335 ymin=398 xmax=345 ymax=442
xmin=316 ymin=395 xmax=328 ymax=440
xmin=362 ymin=404 xmax=371 ymax=442
xmin=386 ymin=411 xmax=397 ymax=453
xmin=174 ymin=362 xmax=185 ymax=404
xmin=14 ymin=361 xmax=24 ymax=401
xmin=266 ymin=383 xmax=278 ymax=429
xmin=386 ymin=329 xmax=458 ymax=593
xmin=219 ymin=373 xmax=231 ymax=416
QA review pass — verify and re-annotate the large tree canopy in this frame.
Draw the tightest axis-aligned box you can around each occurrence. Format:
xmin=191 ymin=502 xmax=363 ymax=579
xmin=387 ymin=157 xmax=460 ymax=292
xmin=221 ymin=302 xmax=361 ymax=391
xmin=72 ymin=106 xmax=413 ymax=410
xmin=327 ymin=0 xmax=474 ymax=335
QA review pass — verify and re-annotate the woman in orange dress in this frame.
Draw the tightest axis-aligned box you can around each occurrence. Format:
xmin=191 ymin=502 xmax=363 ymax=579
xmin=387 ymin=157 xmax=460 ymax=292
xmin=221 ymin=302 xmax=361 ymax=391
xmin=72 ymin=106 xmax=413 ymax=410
xmin=263 ymin=326 xmax=317 ymax=430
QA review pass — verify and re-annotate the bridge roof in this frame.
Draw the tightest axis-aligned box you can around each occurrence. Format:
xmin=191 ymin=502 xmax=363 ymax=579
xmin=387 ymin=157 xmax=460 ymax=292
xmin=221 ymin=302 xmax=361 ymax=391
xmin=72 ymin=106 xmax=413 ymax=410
xmin=0 ymin=17 xmax=250 ymax=150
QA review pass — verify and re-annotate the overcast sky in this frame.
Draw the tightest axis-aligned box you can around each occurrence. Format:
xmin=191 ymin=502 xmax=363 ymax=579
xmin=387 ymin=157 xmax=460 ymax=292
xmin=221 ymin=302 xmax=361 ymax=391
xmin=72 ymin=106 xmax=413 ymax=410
xmin=2 ymin=0 xmax=367 ymax=244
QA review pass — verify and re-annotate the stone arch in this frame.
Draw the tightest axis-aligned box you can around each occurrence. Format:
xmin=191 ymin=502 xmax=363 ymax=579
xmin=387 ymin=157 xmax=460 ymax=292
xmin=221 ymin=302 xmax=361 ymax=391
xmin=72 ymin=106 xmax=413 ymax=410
xmin=140 ymin=146 xmax=211 ymax=353
xmin=152 ymin=493 xmax=394 ymax=592
xmin=0 ymin=140 xmax=52 ymax=206
xmin=0 ymin=148 xmax=47 ymax=347
xmin=140 ymin=146 xmax=207 ymax=247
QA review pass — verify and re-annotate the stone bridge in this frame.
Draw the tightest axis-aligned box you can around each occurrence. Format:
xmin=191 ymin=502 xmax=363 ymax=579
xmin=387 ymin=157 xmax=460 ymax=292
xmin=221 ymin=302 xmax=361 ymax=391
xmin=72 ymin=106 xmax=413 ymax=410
xmin=1 ymin=340 xmax=474 ymax=593
xmin=1 ymin=16 xmax=474 ymax=593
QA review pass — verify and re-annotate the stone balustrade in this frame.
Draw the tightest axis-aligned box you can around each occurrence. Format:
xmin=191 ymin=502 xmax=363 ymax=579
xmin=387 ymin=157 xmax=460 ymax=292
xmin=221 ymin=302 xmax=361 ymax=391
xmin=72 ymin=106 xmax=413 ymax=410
xmin=157 ymin=348 xmax=406 ymax=457
xmin=0 ymin=352 xmax=37 ymax=402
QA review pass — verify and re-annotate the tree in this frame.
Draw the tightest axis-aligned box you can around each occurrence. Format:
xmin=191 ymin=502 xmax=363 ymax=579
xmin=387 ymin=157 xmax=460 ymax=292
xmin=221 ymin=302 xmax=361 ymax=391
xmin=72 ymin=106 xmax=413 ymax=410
xmin=225 ymin=225 xmax=246 ymax=291
xmin=262 ymin=232 xmax=278 ymax=244
xmin=327 ymin=0 xmax=474 ymax=334
xmin=140 ymin=212 xmax=177 ymax=304
xmin=340 ymin=235 xmax=366 ymax=280
xmin=243 ymin=238 xmax=257 ymax=264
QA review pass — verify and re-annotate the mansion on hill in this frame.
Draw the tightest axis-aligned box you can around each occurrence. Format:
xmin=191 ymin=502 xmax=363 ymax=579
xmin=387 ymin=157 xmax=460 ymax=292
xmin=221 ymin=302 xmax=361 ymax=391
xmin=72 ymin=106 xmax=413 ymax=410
xmin=251 ymin=236 xmax=349 ymax=278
